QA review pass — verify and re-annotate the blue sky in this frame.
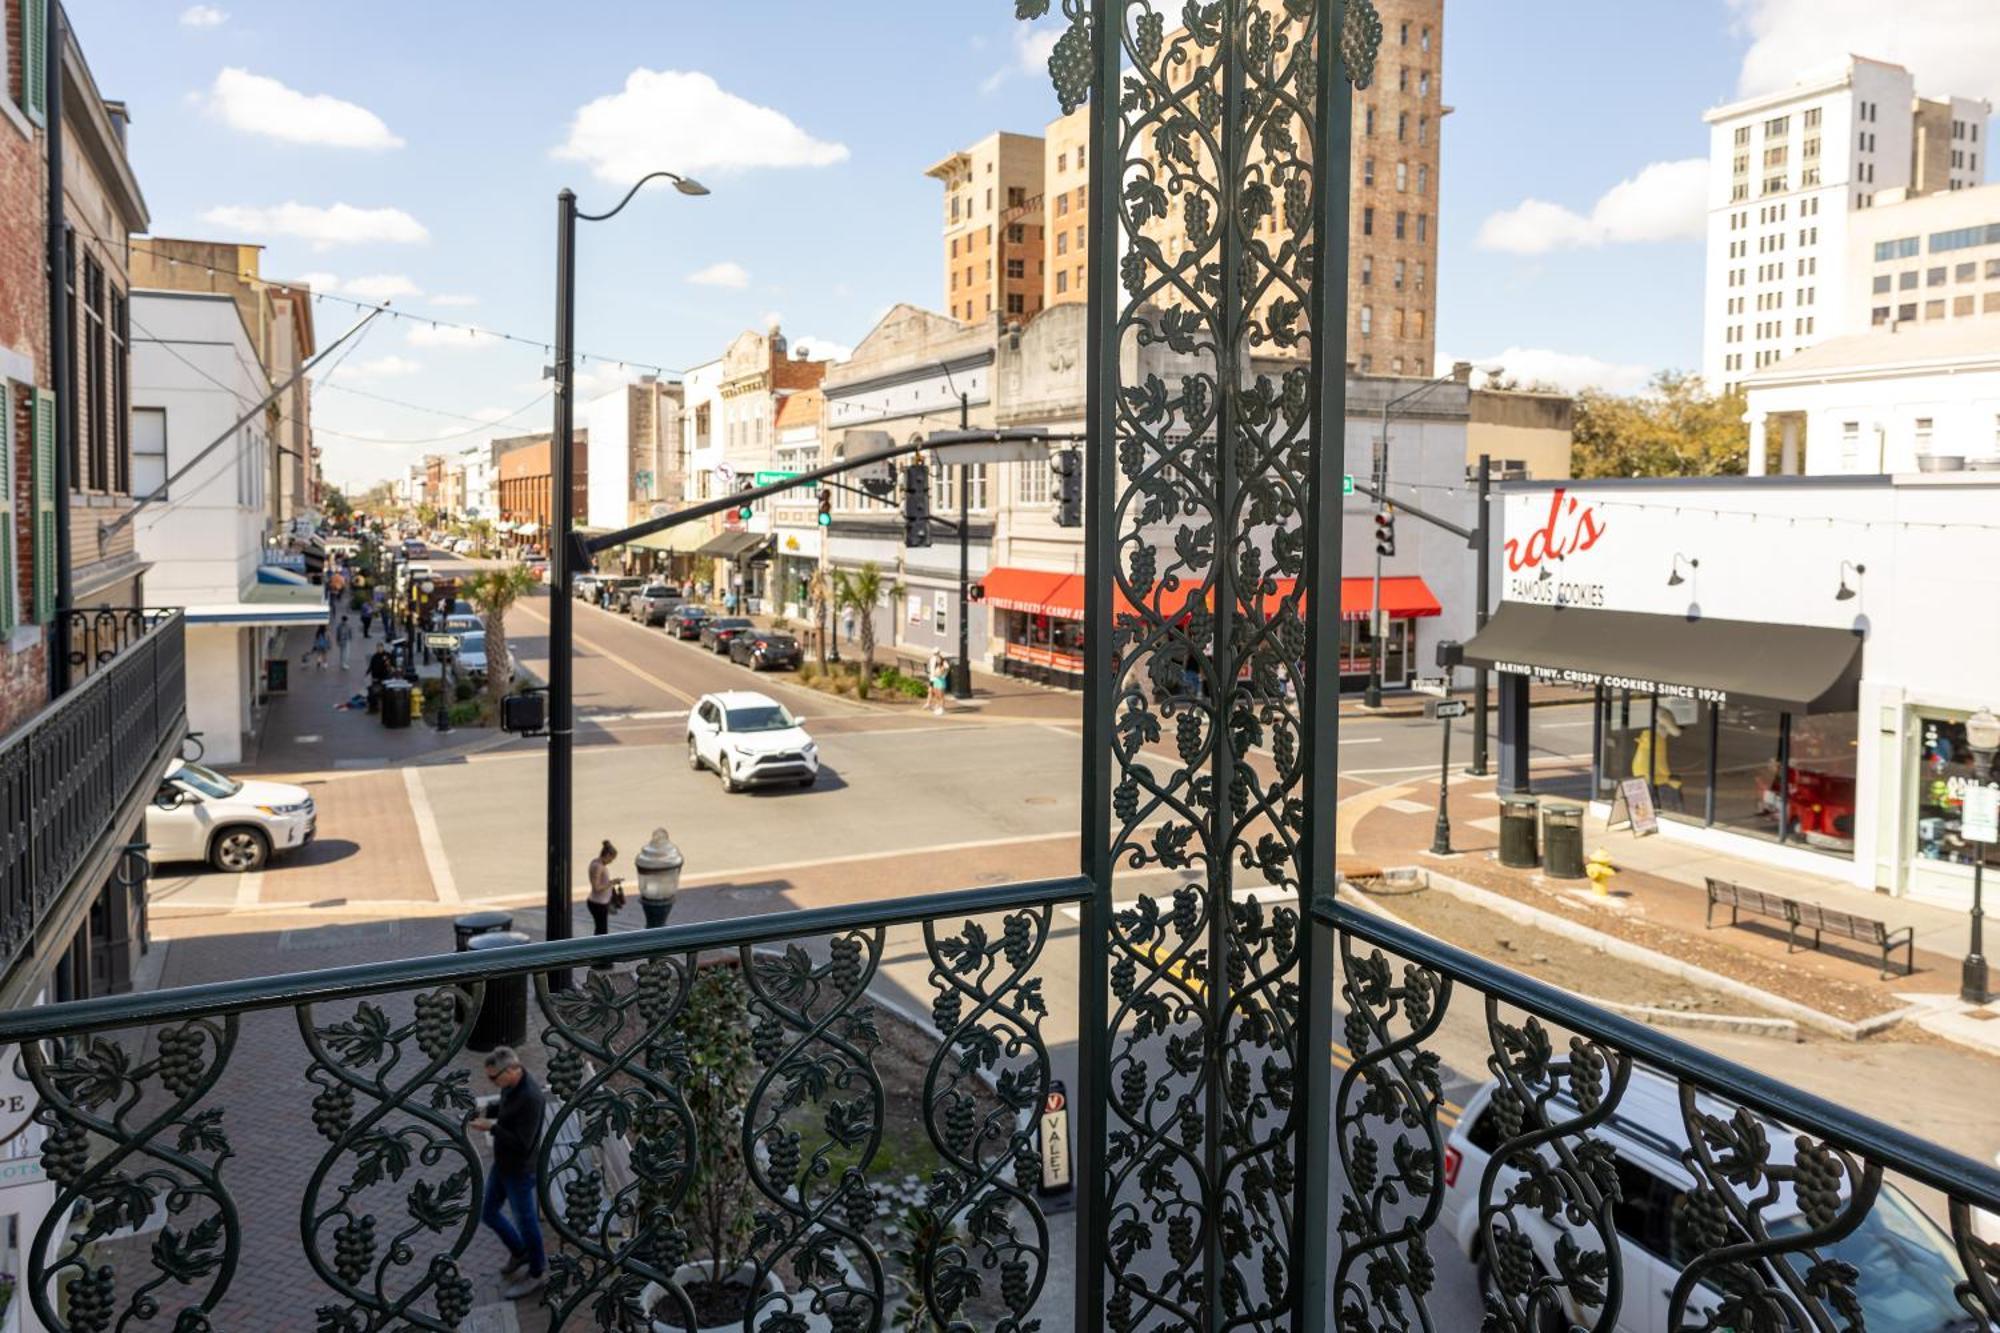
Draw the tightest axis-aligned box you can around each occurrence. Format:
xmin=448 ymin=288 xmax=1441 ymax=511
xmin=67 ymin=1 xmax=1998 ymax=491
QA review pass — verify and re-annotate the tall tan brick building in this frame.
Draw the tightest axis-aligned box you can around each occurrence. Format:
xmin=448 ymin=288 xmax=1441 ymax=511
xmin=1019 ymin=0 xmax=1444 ymax=373
xmin=926 ymin=132 xmax=1047 ymax=326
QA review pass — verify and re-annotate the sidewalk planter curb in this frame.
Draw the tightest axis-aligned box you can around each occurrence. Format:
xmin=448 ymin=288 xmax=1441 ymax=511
xmin=1374 ymin=865 xmax=1917 ymax=1041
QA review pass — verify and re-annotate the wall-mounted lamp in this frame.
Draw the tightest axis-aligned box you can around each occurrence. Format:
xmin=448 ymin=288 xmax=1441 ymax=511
xmin=1836 ymin=560 xmax=1866 ymax=601
xmin=1667 ymin=553 xmax=1699 ymax=588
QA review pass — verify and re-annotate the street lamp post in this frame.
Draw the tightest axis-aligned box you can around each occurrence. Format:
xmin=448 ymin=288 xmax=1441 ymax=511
xmin=1962 ymin=709 xmax=2000 ymax=1005
xmin=634 ymin=827 xmax=685 ymax=930
xmin=547 ymin=172 xmax=707 ymax=989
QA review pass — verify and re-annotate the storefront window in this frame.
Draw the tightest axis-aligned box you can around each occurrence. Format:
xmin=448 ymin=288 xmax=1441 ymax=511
xmin=1713 ymin=703 xmax=1786 ymax=842
xmin=1915 ymin=716 xmax=2000 ymax=866
xmin=1664 ymin=699 xmax=1713 ymax=823
xmin=1788 ymin=711 xmax=1858 ymax=854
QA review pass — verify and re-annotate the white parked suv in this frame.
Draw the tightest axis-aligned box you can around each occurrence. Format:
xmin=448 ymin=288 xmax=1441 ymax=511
xmin=685 ymin=691 xmax=818 ymax=791
xmin=146 ymin=760 xmax=316 ymax=873
xmin=1439 ymin=1066 xmax=1975 ymax=1332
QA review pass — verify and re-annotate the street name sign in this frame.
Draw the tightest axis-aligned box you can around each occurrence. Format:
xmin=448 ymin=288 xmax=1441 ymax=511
xmin=1425 ymin=699 xmax=1467 ymax=720
xmin=1343 ymin=474 xmax=1355 ymax=496
xmin=754 ymin=470 xmax=818 ymax=491
xmin=1412 ymin=675 xmax=1449 ymax=697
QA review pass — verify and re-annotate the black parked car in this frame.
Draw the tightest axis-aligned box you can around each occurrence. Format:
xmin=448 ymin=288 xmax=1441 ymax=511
xmin=728 ymin=631 xmax=801 ymax=672
xmin=668 ymin=605 xmax=712 ymax=640
xmin=698 ymin=617 xmax=755 ymax=654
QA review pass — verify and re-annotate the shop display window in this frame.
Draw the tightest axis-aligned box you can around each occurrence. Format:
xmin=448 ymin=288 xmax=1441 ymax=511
xmin=1915 ymin=715 xmax=2000 ymax=866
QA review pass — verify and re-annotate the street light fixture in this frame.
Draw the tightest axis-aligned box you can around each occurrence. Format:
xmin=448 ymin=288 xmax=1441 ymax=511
xmin=1963 ymin=709 xmax=2000 ymax=1005
xmin=633 ymin=827 xmax=685 ymax=930
xmin=545 ymin=170 xmax=708 ymax=989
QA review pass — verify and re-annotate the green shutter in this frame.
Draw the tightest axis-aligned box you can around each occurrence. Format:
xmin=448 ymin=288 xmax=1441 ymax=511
xmin=31 ymin=389 xmax=55 ymax=624
xmin=21 ymin=0 xmax=47 ymax=127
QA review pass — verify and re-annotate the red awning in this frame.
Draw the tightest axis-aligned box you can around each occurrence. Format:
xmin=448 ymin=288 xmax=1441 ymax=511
xmin=983 ymin=568 xmax=1440 ymax=623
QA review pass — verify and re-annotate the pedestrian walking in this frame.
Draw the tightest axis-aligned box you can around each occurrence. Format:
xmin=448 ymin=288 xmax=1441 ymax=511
xmin=724 ymin=586 xmax=738 ymax=615
xmin=359 ymin=603 xmax=375 ymax=639
xmin=365 ymin=643 xmax=392 ymax=711
xmin=335 ymin=616 xmax=355 ymax=670
xmin=470 ymin=1047 xmax=547 ymax=1299
xmin=310 ymin=624 xmax=331 ymax=671
xmin=842 ymin=605 xmax=856 ymax=645
xmin=926 ymin=649 xmax=949 ymax=716
xmin=585 ymin=840 xmax=624 ymax=966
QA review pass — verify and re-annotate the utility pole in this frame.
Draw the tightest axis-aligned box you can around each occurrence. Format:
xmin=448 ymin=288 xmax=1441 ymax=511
xmin=546 ymin=188 xmax=578 ymax=991
xmin=1364 ymin=405 xmax=1388 ymax=708
xmin=1470 ymin=454 xmax=1493 ymax=776
xmin=953 ymin=389 xmax=972 ymax=700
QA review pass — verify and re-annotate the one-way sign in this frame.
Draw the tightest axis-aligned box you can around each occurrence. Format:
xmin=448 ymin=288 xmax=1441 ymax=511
xmin=1426 ymin=699 xmax=1468 ymax=720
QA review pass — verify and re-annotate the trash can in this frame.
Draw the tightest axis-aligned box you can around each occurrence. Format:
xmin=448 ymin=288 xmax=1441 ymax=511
xmin=453 ymin=910 xmax=513 ymax=953
xmin=1542 ymin=802 xmax=1586 ymax=880
xmin=1498 ymin=795 xmax=1540 ymax=868
xmin=381 ymin=679 xmax=413 ymax=729
xmin=466 ymin=930 xmax=531 ymax=1053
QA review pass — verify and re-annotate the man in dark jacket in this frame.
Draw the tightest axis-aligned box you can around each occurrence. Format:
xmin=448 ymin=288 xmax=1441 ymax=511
xmin=470 ymin=1046 xmax=546 ymax=1298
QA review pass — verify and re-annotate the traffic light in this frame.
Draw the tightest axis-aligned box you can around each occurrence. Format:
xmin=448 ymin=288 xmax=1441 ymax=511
xmin=816 ymin=490 xmax=832 ymax=528
xmin=903 ymin=461 xmax=932 ymax=548
xmin=736 ymin=480 xmax=755 ymax=521
xmin=1374 ymin=510 xmax=1396 ymax=557
xmin=1052 ymin=449 xmax=1081 ymax=527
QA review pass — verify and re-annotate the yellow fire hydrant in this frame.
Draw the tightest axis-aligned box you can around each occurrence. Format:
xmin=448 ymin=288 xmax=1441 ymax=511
xmin=1584 ymin=848 xmax=1617 ymax=896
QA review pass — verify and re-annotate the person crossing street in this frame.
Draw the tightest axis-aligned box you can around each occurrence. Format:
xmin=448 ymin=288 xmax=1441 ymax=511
xmin=335 ymin=616 xmax=355 ymax=671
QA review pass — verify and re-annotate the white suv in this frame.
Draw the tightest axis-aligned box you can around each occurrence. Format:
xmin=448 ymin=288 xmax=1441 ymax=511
xmin=146 ymin=761 xmax=316 ymax=873
xmin=685 ymin=691 xmax=818 ymax=792
xmin=1439 ymin=1066 xmax=1975 ymax=1332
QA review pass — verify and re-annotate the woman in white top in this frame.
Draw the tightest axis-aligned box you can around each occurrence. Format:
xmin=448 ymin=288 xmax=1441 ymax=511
xmin=585 ymin=840 xmax=619 ymax=940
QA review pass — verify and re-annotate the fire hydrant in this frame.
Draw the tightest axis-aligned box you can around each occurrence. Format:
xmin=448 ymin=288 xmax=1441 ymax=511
xmin=1584 ymin=848 xmax=1617 ymax=896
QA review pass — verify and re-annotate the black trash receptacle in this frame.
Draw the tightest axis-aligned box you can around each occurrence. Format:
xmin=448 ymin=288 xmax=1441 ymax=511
xmin=466 ymin=931 xmax=531 ymax=1053
xmin=381 ymin=679 xmax=413 ymax=729
xmin=453 ymin=910 xmax=513 ymax=953
xmin=1499 ymin=795 xmax=1540 ymax=868
xmin=1542 ymin=802 xmax=1586 ymax=880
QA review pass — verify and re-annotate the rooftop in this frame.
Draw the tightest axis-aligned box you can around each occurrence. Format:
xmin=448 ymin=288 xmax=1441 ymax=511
xmin=1742 ymin=320 xmax=2000 ymax=383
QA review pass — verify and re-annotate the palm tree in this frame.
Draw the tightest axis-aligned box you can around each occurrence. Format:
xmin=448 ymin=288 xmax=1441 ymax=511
xmin=834 ymin=562 xmax=897 ymax=694
xmin=464 ymin=565 xmax=538 ymax=709
xmin=807 ymin=563 xmax=833 ymax=672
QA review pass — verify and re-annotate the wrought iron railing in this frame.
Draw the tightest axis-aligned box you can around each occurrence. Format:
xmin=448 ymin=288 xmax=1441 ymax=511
xmin=0 ymin=878 xmax=1084 ymax=1332
xmin=0 ymin=610 xmax=185 ymax=981
xmin=56 ymin=607 xmax=183 ymax=683
xmin=1319 ymin=893 xmax=2000 ymax=1333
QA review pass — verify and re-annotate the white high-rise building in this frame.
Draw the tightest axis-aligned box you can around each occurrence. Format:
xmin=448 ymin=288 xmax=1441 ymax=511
xmin=1701 ymin=56 xmax=1989 ymax=395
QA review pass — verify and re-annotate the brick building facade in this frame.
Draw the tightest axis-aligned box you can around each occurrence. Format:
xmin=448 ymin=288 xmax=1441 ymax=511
xmin=494 ymin=431 xmax=589 ymax=535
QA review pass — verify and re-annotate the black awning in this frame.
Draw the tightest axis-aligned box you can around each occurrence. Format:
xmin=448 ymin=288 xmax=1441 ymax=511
xmin=1460 ymin=603 xmax=1863 ymax=714
xmin=694 ymin=530 xmax=770 ymax=561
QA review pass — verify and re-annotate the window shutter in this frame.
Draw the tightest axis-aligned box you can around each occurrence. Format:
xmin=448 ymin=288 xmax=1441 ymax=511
xmin=22 ymin=0 xmax=48 ymax=126
xmin=32 ymin=389 xmax=55 ymax=624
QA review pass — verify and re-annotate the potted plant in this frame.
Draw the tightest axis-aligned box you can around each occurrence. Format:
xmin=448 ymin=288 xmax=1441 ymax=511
xmin=642 ymin=963 xmax=778 ymax=1331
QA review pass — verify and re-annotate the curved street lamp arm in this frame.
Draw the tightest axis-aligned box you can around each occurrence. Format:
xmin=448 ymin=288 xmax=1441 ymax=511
xmin=576 ymin=171 xmax=703 ymax=222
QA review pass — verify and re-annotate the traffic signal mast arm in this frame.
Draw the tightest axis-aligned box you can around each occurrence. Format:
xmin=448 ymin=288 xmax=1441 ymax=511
xmin=572 ymin=428 xmax=1088 ymax=564
xmin=1349 ymin=479 xmax=1476 ymax=546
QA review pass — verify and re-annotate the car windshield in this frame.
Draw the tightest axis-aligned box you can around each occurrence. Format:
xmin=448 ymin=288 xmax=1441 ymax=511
xmin=1771 ymin=1190 xmax=1975 ymax=1331
xmin=457 ymin=633 xmax=485 ymax=654
xmin=678 ymin=608 xmax=709 ymax=618
xmin=725 ymin=705 xmax=796 ymax=733
xmin=176 ymin=762 xmax=241 ymax=800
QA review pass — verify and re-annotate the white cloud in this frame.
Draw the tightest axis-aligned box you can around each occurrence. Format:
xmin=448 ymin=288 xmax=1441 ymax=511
xmin=573 ymin=362 xmax=639 ymax=400
xmin=555 ymin=69 xmax=848 ymax=182
xmin=428 ymin=293 xmax=478 ymax=307
xmin=179 ymin=4 xmax=227 ymax=27
xmin=202 ymin=202 xmax=428 ymax=250
xmin=328 ymin=355 xmax=423 ymax=381
xmin=296 ymin=270 xmax=342 ymax=292
xmin=341 ymin=274 xmax=421 ymax=303
xmin=982 ymin=25 xmax=1060 ymax=95
xmin=404 ymin=323 xmax=500 ymax=349
xmin=1476 ymin=159 xmax=1707 ymax=255
xmin=687 ymin=260 xmax=750 ymax=289
xmin=1731 ymin=0 xmax=2000 ymax=104
xmin=1454 ymin=347 xmax=1654 ymax=396
xmin=205 ymin=68 xmax=403 ymax=150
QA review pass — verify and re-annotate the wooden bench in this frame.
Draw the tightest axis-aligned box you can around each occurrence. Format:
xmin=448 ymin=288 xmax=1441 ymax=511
xmin=1704 ymin=877 xmax=1915 ymax=979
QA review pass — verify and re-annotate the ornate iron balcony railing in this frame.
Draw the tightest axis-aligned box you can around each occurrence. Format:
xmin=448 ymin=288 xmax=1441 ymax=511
xmin=0 ymin=608 xmax=185 ymax=986
xmin=5 ymin=878 xmax=1998 ymax=1330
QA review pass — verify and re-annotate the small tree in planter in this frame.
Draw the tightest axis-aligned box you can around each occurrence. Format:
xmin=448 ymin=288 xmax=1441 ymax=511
xmin=833 ymin=564 xmax=898 ymax=699
xmin=662 ymin=962 xmax=761 ymax=1329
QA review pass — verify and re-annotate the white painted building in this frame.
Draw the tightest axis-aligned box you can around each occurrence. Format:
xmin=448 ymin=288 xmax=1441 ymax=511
xmin=458 ymin=444 xmax=496 ymax=523
xmin=131 ymin=290 xmax=326 ymax=766
xmin=1701 ymin=56 xmax=1989 ymax=395
xmin=1847 ymin=181 xmax=2000 ymax=333
xmin=1467 ymin=474 xmax=2000 ymax=907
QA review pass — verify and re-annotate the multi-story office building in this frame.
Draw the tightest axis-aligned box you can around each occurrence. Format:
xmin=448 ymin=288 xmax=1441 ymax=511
xmin=1023 ymin=0 xmax=1445 ymax=373
xmin=926 ymin=132 xmax=1047 ymax=326
xmin=1849 ymin=182 xmax=2000 ymax=331
xmin=1701 ymin=56 xmax=1989 ymax=394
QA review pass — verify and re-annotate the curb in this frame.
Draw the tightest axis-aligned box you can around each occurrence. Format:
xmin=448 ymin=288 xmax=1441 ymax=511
xmin=1342 ymin=881 xmax=1803 ymax=1040
xmin=1382 ymin=866 xmax=1913 ymax=1041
